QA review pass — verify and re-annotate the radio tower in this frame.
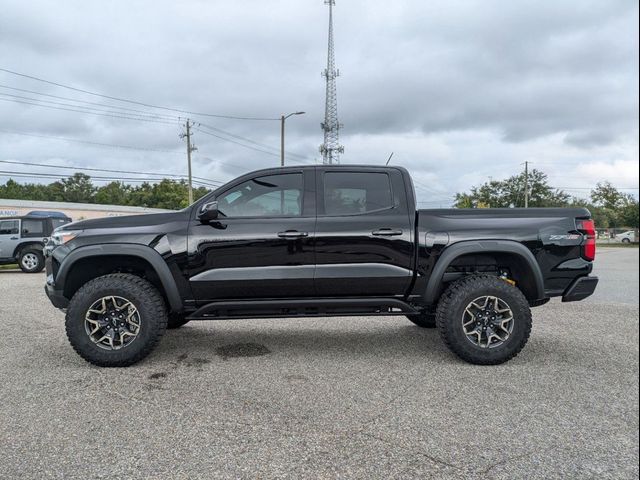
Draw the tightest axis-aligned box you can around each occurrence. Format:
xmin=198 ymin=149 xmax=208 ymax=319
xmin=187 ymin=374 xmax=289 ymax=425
xmin=320 ymin=0 xmax=344 ymax=164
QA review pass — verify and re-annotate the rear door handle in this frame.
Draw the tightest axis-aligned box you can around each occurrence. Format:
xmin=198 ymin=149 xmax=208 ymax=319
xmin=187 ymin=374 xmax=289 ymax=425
xmin=277 ymin=230 xmax=309 ymax=239
xmin=372 ymin=228 xmax=403 ymax=236
xmin=10 ymin=237 xmax=19 ymax=240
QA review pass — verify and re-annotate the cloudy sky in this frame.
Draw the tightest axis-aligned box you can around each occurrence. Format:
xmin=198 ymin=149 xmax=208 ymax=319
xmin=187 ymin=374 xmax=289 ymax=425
xmin=1 ymin=0 xmax=638 ymax=206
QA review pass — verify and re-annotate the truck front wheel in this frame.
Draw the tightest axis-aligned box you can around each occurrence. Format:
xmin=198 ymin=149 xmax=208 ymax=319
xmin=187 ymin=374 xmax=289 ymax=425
xmin=436 ymin=275 xmax=532 ymax=365
xmin=65 ymin=273 xmax=168 ymax=367
xmin=167 ymin=313 xmax=191 ymax=329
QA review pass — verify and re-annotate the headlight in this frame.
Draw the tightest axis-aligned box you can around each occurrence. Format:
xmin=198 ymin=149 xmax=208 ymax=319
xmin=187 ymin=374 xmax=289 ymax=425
xmin=50 ymin=230 xmax=81 ymax=246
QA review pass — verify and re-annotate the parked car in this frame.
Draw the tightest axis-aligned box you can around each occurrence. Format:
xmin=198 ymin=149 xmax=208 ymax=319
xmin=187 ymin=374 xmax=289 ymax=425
xmin=614 ymin=230 xmax=636 ymax=243
xmin=0 ymin=214 xmax=72 ymax=272
xmin=44 ymin=165 xmax=598 ymax=367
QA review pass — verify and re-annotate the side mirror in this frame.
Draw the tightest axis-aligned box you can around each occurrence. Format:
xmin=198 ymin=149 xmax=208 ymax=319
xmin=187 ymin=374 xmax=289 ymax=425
xmin=198 ymin=201 xmax=219 ymax=222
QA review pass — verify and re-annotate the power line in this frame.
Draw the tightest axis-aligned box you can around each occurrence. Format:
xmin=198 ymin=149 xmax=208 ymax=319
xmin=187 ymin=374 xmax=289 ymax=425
xmin=0 ymin=84 xmax=178 ymax=120
xmin=556 ymin=186 xmax=639 ymax=190
xmin=0 ymin=97 xmax=181 ymax=125
xmin=0 ymin=160 xmax=221 ymax=186
xmin=412 ymin=178 xmax=451 ymax=198
xmin=197 ymin=122 xmax=311 ymax=161
xmin=0 ymin=93 xmax=180 ymax=123
xmin=194 ymin=127 xmax=283 ymax=159
xmin=0 ymin=129 xmax=181 ymax=154
xmin=0 ymin=67 xmax=280 ymax=121
xmin=0 ymin=170 xmax=217 ymax=187
xmin=1 ymin=94 xmax=305 ymax=161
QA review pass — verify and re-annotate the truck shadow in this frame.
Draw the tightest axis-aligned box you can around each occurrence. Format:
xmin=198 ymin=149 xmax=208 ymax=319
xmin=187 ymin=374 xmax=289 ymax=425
xmin=153 ymin=319 xmax=451 ymax=363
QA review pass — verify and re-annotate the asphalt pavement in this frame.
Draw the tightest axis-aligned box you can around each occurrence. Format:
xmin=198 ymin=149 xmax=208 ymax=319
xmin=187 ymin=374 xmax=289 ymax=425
xmin=0 ymin=248 xmax=638 ymax=479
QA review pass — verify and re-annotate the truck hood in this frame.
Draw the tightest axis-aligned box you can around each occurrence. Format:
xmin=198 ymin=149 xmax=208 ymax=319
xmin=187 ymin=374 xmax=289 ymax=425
xmin=59 ymin=211 xmax=188 ymax=231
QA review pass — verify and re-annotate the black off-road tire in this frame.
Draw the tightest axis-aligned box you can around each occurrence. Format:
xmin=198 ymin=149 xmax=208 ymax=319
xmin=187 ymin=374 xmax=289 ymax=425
xmin=436 ymin=275 xmax=532 ymax=365
xmin=406 ymin=313 xmax=437 ymax=328
xmin=18 ymin=249 xmax=45 ymax=273
xmin=167 ymin=313 xmax=191 ymax=329
xmin=65 ymin=273 xmax=168 ymax=367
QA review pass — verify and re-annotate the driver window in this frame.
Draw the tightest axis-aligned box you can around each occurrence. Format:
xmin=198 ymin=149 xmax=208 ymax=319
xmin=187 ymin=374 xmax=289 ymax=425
xmin=217 ymin=173 xmax=303 ymax=217
xmin=0 ymin=220 xmax=19 ymax=235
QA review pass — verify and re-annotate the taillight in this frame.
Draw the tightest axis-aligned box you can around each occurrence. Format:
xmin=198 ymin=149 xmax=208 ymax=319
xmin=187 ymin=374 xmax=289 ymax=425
xmin=577 ymin=219 xmax=596 ymax=261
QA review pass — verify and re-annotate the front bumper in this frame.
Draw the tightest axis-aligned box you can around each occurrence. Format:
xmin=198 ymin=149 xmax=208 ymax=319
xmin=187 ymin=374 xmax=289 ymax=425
xmin=562 ymin=276 xmax=599 ymax=302
xmin=45 ymin=283 xmax=69 ymax=309
xmin=44 ymin=255 xmax=68 ymax=309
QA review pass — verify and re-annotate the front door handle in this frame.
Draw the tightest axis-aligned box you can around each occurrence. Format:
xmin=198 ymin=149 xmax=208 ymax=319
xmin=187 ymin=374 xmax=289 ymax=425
xmin=277 ymin=230 xmax=309 ymax=239
xmin=372 ymin=228 xmax=403 ymax=236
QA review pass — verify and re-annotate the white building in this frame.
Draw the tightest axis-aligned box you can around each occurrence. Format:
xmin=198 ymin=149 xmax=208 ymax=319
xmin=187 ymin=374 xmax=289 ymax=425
xmin=0 ymin=198 xmax=172 ymax=221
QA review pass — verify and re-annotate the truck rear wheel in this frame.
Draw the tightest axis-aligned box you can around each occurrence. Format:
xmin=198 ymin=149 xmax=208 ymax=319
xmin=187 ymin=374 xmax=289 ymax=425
xmin=405 ymin=313 xmax=436 ymax=328
xmin=436 ymin=275 xmax=532 ymax=365
xmin=19 ymin=249 xmax=44 ymax=273
xmin=65 ymin=273 xmax=168 ymax=367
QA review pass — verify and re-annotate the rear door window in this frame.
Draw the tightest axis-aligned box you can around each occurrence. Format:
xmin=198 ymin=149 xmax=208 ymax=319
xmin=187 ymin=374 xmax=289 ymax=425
xmin=21 ymin=219 xmax=45 ymax=237
xmin=323 ymin=172 xmax=393 ymax=215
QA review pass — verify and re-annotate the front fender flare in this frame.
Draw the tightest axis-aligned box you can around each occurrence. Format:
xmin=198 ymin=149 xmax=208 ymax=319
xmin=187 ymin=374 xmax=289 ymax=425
xmin=421 ymin=240 xmax=545 ymax=305
xmin=54 ymin=243 xmax=183 ymax=312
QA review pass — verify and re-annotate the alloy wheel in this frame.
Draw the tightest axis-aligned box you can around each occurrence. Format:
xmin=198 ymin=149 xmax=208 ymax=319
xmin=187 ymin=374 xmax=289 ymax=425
xmin=84 ymin=296 xmax=141 ymax=350
xmin=462 ymin=295 xmax=514 ymax=348
xmin=21 ymin=253 xmax=39 ymax=270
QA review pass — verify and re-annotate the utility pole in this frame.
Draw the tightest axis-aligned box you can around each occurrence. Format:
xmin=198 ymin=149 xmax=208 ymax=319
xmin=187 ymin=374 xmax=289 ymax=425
xmin=180 ymin=119 xmax=197 ymax=204
xmin=524 ymin=161 xmax=530 ymax=208
xmin=281 ymin=115 xmax=285 ymax=167
xmin=281 ymin=112 xmax=305 ymax=167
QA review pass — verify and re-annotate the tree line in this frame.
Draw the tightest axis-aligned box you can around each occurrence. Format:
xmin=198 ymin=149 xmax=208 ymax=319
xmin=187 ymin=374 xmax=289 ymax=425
xmin=1 ymin=169 xmax=638 ymax=227
xmin=454 ymin=169 xmax=639 ymax=228
xmin=0 ymin=173 xmax=210 ymax=210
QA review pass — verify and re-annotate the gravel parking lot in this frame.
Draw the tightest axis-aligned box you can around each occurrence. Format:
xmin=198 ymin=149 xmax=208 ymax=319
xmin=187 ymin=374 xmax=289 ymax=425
xmin=0 ymin=248 xmax=638 ymax=479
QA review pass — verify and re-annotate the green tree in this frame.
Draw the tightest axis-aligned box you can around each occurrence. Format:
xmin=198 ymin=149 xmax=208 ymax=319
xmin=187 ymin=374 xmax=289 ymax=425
xmin=618 ymin=196 xmax=640 ymax=228
xmin=455 ymin=169 xmax=571 ymax=208
xmin=151 ymin=179 xmax=190 ymax=209
xmin=1 ymin=175 xmax=212 ymax=210
xmin=193 ymin=186 xmax=209 ymax=203
xmin=94 ymin=182 xmax=132 ymax=205
xmin=588 ymin=182 xmax=639 ymax=228
xmin=59 ymin=173 xmax=95 ymax=203
xmin=0 ymin=179 xmax=26 ymax=199
xmin=127 ymin=182 xmax=155 ymax=208
xmin=590 ymin=182 xmax=623 ymax=210
xmin=46 ymin=181 xmax=66 ymax=202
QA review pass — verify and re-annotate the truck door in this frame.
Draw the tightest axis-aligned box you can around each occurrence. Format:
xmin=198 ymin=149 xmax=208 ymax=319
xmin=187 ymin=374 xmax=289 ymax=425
xmin=187 ymin=169 xmax=316 ymax=301
xmin=314 ymin=168 xmax=414 ymax=297
xmin=0 ymin=219 xmax=21 ymax=259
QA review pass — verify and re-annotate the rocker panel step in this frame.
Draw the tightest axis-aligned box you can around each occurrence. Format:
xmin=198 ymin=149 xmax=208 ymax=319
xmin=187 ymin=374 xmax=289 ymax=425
xmin=187 ymin=297 xmax=418 ymax=320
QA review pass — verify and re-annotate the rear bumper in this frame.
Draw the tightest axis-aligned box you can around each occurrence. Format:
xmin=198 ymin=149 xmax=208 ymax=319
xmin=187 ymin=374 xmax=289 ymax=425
xmin=562 ymin=276 xmax=599 ymax=302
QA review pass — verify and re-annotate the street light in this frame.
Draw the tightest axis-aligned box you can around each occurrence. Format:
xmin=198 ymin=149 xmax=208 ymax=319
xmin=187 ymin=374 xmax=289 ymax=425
xmin=281 ymin=111 xmax=305 ymax=167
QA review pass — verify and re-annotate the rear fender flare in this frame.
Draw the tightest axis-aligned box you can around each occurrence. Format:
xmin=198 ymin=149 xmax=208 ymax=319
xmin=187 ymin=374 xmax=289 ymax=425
xmin=55 ymin=244 xmax=183 ymax=312
xmin=421 ymin=240 xmax=545 ymax=305
xmin=13 ymin=241 xmax=44 ymax=259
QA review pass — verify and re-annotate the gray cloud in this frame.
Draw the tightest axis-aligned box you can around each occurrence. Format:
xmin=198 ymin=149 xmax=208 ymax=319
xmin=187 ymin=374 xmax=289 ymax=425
xmin=0 ymin=0 xmax=637 ymax=203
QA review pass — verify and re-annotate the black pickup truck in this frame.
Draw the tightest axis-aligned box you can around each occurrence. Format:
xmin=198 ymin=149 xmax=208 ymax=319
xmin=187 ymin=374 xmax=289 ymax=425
xmin=44 ymin=165 xmax=598 ymax=367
